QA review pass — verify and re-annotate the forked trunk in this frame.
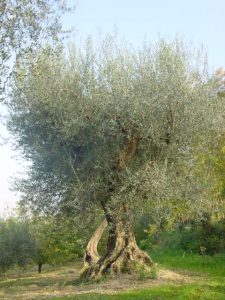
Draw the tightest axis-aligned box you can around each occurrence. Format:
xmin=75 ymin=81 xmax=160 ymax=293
xmin=81 ymin=217 xmax=153 ymax=280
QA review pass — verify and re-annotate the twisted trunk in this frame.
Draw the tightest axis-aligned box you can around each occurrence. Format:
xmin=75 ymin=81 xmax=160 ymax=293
xmin=81 ymin=211 xmax=153 ymax=280
xmin=81 ymin=128 xmax=153 ymax=280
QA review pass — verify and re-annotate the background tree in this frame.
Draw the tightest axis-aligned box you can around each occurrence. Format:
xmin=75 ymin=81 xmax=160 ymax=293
xmin=30 ymin=215 xmax=85 ymax=273
xmin=7 ymin=36 xmax=225 ymax=279
xmin=0 ymin=217 xmax=35 ymax=274
xmin=0 ymin=0 xmax=73 ymax=97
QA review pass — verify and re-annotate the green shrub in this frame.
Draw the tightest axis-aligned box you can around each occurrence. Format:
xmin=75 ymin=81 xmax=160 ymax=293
xmin=137 ymin=263 xmax=158 ymax=281
xmin=139 ymin=218 xmax=225 ymax=256
xmin=179 ymin=219 xmax=225 ymax=255
xmin=149 ymin=264 xmax=158 ymax=279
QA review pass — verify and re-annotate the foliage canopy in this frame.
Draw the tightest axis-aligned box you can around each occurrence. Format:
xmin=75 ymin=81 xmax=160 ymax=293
xmin=8 ymin=36 xmax=225 ymax=221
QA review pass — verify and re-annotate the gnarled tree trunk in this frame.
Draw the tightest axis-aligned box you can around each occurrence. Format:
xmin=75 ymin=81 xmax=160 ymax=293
xmin=81 ymin=214 xmax=153 ymax=280
xmin=81 ymin=126 xmax=153 ymax=280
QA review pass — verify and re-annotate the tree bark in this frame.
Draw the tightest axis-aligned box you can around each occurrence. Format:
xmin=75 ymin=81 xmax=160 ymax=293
xmin=38 ymin=263 xmax=43 ymax=273
xmin=81 ymin=215 xmax=153 ymax=280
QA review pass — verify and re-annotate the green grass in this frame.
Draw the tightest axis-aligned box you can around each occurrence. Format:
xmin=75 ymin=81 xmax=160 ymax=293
xmin=53 ymin=284 xmax=225 ymax=300
xmin=1 ymin=253 xmax=224 ymax=299
xmin=151 ymin=251 xmax=225 ymax=277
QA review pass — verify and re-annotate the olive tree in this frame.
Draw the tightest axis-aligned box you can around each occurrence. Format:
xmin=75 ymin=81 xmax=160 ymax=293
xmin=30 ymin=215 xmax=85 ymax=273
xmin=0 ymin=217 xmax=35 ymax=274
xmin=7 ymin=36 xmax=225 ymax=279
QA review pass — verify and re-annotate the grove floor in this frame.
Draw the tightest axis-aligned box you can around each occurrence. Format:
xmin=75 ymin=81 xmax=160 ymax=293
xmin=0 ymin=257 xmax=224 ymax=299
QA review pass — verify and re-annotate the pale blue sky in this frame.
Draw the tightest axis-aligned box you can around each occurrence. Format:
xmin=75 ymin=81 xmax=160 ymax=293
xmin=0 ymin=0 xmax=225 ymax=214
xmin=66 ymin=0 xmax=225 ymax=70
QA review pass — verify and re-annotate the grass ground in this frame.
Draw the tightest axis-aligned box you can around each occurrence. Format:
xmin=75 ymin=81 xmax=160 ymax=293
xmin=0 ymin=253 xmax=224 ymax=299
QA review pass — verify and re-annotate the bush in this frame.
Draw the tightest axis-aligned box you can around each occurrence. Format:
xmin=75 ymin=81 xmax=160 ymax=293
xmin=179 ymin=219 xmax=225 ymax=255
xmin=139 ymin=217 xmax=225 ymax=256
